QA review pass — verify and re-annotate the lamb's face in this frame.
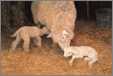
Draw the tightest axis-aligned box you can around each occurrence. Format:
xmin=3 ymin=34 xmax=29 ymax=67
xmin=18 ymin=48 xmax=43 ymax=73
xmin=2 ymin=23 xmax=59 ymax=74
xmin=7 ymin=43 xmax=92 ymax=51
xmin=64 ymin=51 xmax=72 ymax=58
xmin=41 ymin=27 xmax=50 ymax=35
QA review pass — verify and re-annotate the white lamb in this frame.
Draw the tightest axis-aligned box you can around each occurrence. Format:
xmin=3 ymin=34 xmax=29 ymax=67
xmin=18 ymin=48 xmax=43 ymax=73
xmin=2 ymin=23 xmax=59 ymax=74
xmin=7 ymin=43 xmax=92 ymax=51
xmin=63 ymin=46 xmax=98 ymax=68
xmin=10 ymin=26 xmax=49 ymax=52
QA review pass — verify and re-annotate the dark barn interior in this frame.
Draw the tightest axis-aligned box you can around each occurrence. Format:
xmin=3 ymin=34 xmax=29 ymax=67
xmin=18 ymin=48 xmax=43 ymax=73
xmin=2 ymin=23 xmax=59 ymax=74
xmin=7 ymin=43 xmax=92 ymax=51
xmin=1 ymin=1 xmax=112 ymax=75
xmin=76 ymin=1 xmax=112 ymax=20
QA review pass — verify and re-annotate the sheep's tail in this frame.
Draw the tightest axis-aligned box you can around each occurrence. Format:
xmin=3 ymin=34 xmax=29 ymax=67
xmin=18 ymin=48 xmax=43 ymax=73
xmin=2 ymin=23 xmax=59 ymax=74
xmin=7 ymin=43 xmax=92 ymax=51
xmin=10 ymin=28 xmax=21 ymax=37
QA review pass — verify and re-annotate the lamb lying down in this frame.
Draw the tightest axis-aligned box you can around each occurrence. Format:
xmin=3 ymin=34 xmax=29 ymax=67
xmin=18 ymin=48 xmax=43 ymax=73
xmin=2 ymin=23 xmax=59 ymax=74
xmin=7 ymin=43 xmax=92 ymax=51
xmin=10 ymin=26 xmax=49 ymax=52
xmin=63 ymin=46 xmax=98 ymax=68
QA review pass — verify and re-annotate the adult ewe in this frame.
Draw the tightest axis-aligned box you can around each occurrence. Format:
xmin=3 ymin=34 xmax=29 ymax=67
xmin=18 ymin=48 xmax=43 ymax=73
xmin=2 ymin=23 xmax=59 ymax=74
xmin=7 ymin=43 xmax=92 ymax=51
xmin=31 ymin=1 xmax=77 ymax=48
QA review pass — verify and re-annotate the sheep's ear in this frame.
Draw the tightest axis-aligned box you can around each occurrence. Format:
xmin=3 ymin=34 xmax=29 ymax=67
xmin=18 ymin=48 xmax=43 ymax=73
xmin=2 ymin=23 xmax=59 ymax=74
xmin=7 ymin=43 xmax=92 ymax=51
xmin=62 ymin=30 xmax=74 ymax=40
xmin=63 ymin=30 xmax=69 ymax=35
xmin=62 ymin=30 xmax=70 ymax=39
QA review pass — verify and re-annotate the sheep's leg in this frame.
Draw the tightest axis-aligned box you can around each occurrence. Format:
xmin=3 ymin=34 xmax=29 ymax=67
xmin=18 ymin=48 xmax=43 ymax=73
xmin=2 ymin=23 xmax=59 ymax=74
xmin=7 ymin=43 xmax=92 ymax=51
xmin=35 ymin=37 xmax=42 ymax=47
xmin=69 ymin=56 xmax=76 ymax=66
xmin=23 ymin=38 xmax=30 ymax=52
xmin=11 ymin=36 xmax=20 ymax=51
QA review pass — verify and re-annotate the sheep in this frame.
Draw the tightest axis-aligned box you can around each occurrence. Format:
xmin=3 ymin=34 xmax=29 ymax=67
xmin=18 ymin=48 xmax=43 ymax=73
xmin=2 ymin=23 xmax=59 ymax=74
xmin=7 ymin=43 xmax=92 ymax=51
xmin=10 ymin=26 xmax=49 ymax=52
xmin=31 ymin=1 xmax=77 ymax=48
xmin=62 ymin=46 xmax=98 ymax=68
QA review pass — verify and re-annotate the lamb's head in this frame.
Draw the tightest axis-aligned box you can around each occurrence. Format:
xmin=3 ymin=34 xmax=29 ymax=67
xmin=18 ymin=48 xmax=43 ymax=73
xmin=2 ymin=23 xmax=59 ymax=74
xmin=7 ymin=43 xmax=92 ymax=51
xmin=41 ymin=27 xmax=50 ymax=35
xmin=63 ymin=48 xmax=73 ymax=58
xmin=64 ymin=51 xmax=72 ymax=58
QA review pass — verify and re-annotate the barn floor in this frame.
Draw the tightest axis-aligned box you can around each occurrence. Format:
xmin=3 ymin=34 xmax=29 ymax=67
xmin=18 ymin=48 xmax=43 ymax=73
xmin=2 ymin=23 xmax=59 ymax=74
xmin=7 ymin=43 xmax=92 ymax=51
xmin=0 ymin=21 xmax=112 ymax=75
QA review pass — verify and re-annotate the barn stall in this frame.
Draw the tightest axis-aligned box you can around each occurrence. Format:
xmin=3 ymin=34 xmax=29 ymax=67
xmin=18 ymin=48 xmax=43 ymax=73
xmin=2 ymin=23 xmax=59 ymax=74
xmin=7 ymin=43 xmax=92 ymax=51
xmin=0 ymin=1 xmax=112 ymax=75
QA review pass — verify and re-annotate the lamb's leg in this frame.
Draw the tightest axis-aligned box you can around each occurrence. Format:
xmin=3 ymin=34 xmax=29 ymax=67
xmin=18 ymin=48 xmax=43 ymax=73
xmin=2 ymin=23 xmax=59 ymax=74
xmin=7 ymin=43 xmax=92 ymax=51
xmin=88 ymin=57 xmax=97 ymax=68
xmin=35 ymin=37 xmax=42 ymax=47
xmin=11 ymin=36 xmax=20 ymax=51
xmin=88 ymin=60 xmax=93 ymax=68
xmin=23 ymin=38 xmax=30 ymax=52
xmin=69 ymin=56 xmax=76 ymax=66
xmin=47 ymin=33 xmax=52 ymax=38
xmin=87 ymin=54 xmax=98 ymax=68
xmin=84 ymin=57 xmax=93 ymax=68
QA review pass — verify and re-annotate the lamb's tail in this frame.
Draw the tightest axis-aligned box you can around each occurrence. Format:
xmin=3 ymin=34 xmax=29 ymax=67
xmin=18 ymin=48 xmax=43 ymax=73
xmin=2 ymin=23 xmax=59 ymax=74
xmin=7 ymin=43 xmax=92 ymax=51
xmin=10 ymin=32 xmax=17 ymax=37
xmin=10 ymin=28 xmax=21 ymax=37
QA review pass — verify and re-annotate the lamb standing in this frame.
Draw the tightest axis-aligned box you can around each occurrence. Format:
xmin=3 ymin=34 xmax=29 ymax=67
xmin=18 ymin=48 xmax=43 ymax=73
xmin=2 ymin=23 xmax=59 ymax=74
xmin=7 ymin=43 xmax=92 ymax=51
xmin=63 ymin=46 xmax=98 ymax=68
xmin=10 ymin=26 xmax=49 ymax=52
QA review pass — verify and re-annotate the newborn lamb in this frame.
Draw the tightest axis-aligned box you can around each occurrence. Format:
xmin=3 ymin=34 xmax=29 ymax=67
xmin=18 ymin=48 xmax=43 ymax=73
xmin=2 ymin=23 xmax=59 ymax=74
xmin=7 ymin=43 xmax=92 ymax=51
xmin=10 ymin=26 xmax=49 ymax=52
xmin=63 ymin=46 xmax=98 ymax=67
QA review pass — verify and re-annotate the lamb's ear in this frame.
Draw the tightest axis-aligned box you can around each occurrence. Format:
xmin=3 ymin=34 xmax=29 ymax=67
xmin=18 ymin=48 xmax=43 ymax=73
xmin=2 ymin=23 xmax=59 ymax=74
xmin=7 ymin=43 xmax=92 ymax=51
xmin=47 ymin=33 xmax=52 ymax=38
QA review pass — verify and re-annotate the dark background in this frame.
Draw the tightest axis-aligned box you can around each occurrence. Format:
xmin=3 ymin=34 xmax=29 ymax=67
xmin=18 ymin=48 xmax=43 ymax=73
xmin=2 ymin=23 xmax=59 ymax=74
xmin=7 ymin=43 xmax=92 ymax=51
xmin=75 ymin=1 xmax=112 ymax=20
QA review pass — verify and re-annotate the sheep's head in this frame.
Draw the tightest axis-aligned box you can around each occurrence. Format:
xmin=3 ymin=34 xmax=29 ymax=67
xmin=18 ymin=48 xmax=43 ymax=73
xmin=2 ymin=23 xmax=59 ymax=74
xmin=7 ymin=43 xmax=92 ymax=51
xmin=59 ymin=30 xmax=74 ymax=48
xmin=62 ymin=30 xmax=73 ymax=40
xmin=62 ymin=30 xmax=74 ymax=43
